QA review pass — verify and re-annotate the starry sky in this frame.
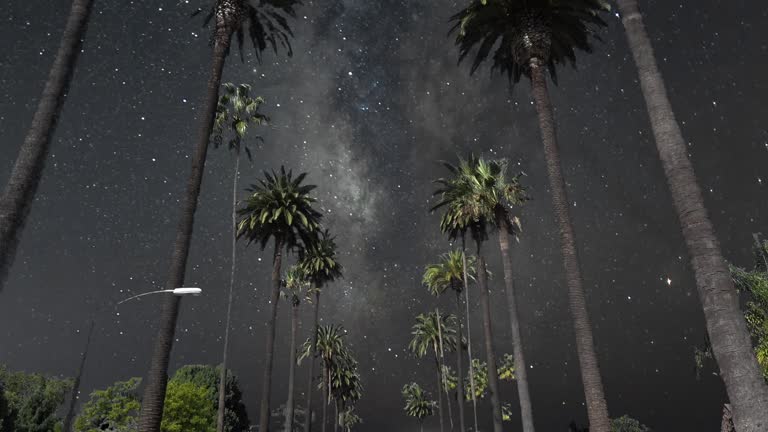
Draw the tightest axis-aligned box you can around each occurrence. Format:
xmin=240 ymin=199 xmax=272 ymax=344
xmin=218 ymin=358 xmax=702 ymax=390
xmin=1 ymin=0 xmax=768 ymax=430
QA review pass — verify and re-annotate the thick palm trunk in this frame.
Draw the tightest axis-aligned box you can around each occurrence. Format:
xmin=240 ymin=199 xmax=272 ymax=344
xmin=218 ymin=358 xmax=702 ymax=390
xmin=461 ymin=239 xmax=479 ymax=432
xmin=322 ymin=364 xmax=329 ymax=432
xmin=285 ymin=303 xmax=300 ymax=432
xmin=528 ymin=59 xmax=610 ymax=432
xmin=0 ymin=0 xmax=95 ymax=290
xmin=62 ymin=319 xmax=94 ymax=432
xmin=454 ymin=290 xmax=466 ymax=432
xmin=474 ymin=239 xmax=504 ymax=432
xmin=436 ymin=309 xmax=454 ymax=430
xmin=217 ymin=152 xmax=240 ymax=432
xmin=137 ymin=28 xmax=231 ymax=432
xmin=616 ymin=2 xmax=768 ymax=429
xmin=436 ymin=356 xmax=446 ymax=432
xmin=258 ymin=236 xmax=285 ymax=432
xmin=304 ymin=290 xmax=321 ymax=432
xmin=497 ymin=217 xmax=535 ymax=432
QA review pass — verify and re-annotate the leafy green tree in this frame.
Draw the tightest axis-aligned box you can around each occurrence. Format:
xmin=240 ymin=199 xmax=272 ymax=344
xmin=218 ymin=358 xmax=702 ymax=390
xmin=74 ymin=378 xmax=141 ymax=432
xmin=423 ymin=250 xmax=477 ymax=432
xmin=0 ymin=366 xmax=72 ymax=432
xmin=408 ymin=311 xmax=458 ymax=432
xmin=731 ymin=236 xmax=768 ymax=380
xmin=0 ymin=380 xmax=7 ymax=431
xmin=402 ymin=383 xmax=436 ymax=432
xmin=282 ymin=266 xmax=311 ymax=432
xmin=169 ymin=365 xmax=249 ymax=432
xmin=464 ymin=359 xmax=488 ymax=401
xmin=138 ymin=1 xmax=299 ymax=429
xmin=450 ymin=0 xmax=611 ymax=429
xmin=610 ymin=416 xmax=651 ymax=432
xmin=0 ymin=0 xmax=95 ymax=290
xmin=337 ymin=407 xmax=361 ymax=432
xmin=160 ymin=381 xmax=215 ymax=432
xmin=498 ymin=353 xmax=516 ymax=382
xmin=238 ymin=166 xmax=322 ymax=432
xmin=211 ymin=82 xmax=267 ymax=432
xmin=615 ymin=0 xmax=768 ymax=424
xmin=298 ymin=229 xmax=343 ymax=432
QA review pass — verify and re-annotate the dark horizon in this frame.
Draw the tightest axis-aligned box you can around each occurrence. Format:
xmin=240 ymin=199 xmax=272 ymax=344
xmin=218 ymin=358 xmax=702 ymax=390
xmin=2 ymin=0 xmax=767 ymax=430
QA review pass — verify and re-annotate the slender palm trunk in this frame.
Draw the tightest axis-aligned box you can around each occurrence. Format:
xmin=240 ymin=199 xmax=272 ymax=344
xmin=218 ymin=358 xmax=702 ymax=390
xmin=322 ymin=364 xmax=329 ymax=432
xmin=616 ymin=2 xmax=768 ymax=429
xmin=217 ymin=152 xmax=240 ymax=432
xmin=259 ymin=236 xmax=285 ymax=432
xmin=304 ymin=290 xmax=321 ymax=432
xmin=436 ymin=308 xmax=454 ymax=430
xmin=334 ymin=402 xmax=339 ymax=432
xmin=528 ymin=58 xmax=610 ymax=432
xmin=138 ymin=27 xmax=231 ymax=432
xmin=474 ymin=239 xmax=503 ymax=432
xmin=454 ymin=290 xmax=466 ymax=432
xmin=285 ymin=302 xmax=300 ymax=432
xmin=461 ymin=238 xmax=479 ymax=432
xmin=62 ymin=319 xmax=94 ymax=432
xmin=0 ymin=0 xmax=95 ymax=290
xmin=497 ymin=215 xmax=535 ymax=432
xmin=435 ymin=354 xmax=446 ymax=432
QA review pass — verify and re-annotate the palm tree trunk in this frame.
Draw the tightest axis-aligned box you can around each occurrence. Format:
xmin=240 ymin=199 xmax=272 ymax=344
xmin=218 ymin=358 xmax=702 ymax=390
xmin=616 ymin=2 xmax=768 ymax=429
xmin=435 ymin=355 xmax=446 ymax=432
xmin=334 ymin=402 xmax=339 ymax=432
xmin=62 ymin=319 xmax=94 ymax=432
xmin=436 ymin=308 xmax=454 ymax=430
xmin=497 ymin=215 xmax=535 ymax=432
xmin=528 ymin=58 xmax=610 ymax=432
xmin=322 ymin=364 xmax=328 ymax=432
xmin=461 ymin=237 xmax=479 ymax=432
xmin=217 ymin=151 xmax=240 ymax=432
xmin=0 ymin=0 xmax=95 ymax=290
xmin=454 ymin=290 xmax=466 ymax=432
xmin=475 ymin=239 xmax=504 ymax=432
xmin=137 ymin=27 xmax=231 ymax=432
xmin=285 ymin=302 xmax=300 ymax=432
xmin=304 ymin=290 xmax=321 ymax=432
xmin=258 ymin=235 xmax=285 ymax=432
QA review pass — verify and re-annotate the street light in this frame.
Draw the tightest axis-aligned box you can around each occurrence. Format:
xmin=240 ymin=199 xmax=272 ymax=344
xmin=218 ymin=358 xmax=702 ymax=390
xmin=116 ymin=287 xmax=203 ymax=305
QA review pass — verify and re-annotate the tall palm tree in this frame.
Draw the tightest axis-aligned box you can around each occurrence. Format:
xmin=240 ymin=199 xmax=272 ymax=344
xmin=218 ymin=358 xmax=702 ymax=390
xmin=238 ymin=166 xmax=321 ymax=432
xmin=423 ymin=250 xmax=478 ymax=432
xmin=282 ymin=266 xmax=311 ymax=432
xmin=402 ymin=383 xmax=437 ymax=432
xmin=615 ymin=1 xmax=768 ymax=429
xmin=138 ymin=3 xmax=299 ymax=431
xmin=433 ymin=158 xmax=504 ymax=432
xmin=450 ymin=2 xmax=611 ymax=430
xmin=299 ymin=229 xmax=343 ymax=432
xmin=408 ymin=311 xmax=459 ymax=432
xmin=0 ymin=0 xmax=95 ymax=291
xmin=211 ymin=82 xmax=268 ymax=432
xmin=328 ymin=352 xmax=362 ymax=432
xmin=300 ymin=324 xmax=348 ymax=432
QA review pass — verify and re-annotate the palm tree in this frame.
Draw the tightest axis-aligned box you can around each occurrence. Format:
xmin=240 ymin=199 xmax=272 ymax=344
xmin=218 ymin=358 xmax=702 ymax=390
xmin=62 ymin=319 xmax=95 ymax=432
xmin=138 ymin=2 xmax=299 ymax=431
xmin=402 ymin=382 xmax=437 ymax=432
xmin=450 ymin=2 xmax=611 ymax=430
xmin=238 ymin=166 xmax=321 ymax=432
xmin=328 ymin=353 xmax=362 ymax=432
xmin=433 ymin=158 xmax=504 ymax=432
xmin=299 ymin=229 xmax=344 ymax=432
xmin=338 ymin=407 xmax=361 ymax=432
xmin=211 ymin=82 xmax=268 ymax=432
xmin=300 ymin=324 xmax=347 ymax=432
xmin=423 ymin=250 xmax=478 ymax=432
xmin=0 ymin=0 xmax=95 ymax=291
xmin=408 ymin=311 xmax=458 ymax=432
xmin=282 ymin=266 xmax=311 ymax=432
xmin=614 ymin=1 xmax=768 ymax=428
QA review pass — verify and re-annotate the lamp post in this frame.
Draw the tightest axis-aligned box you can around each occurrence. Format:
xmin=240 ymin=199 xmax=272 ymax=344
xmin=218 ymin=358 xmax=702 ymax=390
xmin=62 ymin=287 xmax=203 ymax=432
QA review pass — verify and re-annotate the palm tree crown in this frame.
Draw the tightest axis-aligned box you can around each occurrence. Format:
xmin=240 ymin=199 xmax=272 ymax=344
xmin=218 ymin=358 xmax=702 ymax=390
xmin=237 ymin=166 xmax=322 ymax=251
xmin=282 ymin=265 xmax=310 ymax=307
xmin=195 ymin=0 xmax=301 ymax=60
xmin=450 ymin=0 xmax=608 ymax=83
xmin=408 ymin=311 xmax=459 ymax=358
xmin=423 ymin=249 xmax=477 ymax=296
xmin=299 ymin=228 xmax=344 ymax=288
xmin=402 ymin=383 xmax=437 ymax=422
xmin=213 ymin=82 xmax=268 ymax=159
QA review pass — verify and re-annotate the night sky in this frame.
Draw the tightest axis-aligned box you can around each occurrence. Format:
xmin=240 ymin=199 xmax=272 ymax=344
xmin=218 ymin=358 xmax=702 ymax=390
xmin=2 ymin=0 xmax=768 ymax=430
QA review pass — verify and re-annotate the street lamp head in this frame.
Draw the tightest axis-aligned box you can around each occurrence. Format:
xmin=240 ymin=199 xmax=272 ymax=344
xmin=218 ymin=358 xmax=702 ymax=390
xmin=172 ymin=287 xmax=202 ymax=296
